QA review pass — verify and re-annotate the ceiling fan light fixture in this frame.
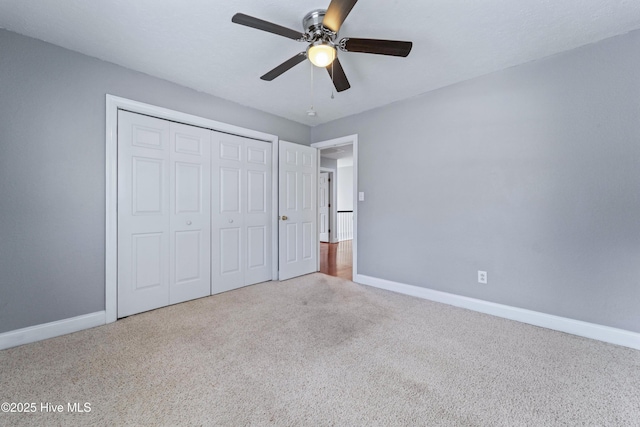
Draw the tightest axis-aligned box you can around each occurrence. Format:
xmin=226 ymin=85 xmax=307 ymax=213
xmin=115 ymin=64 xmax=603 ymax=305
xmin=307 ymin=43 xmax=336 ymax=67
xmin=232 ymin=1 xmax=413 ymax=92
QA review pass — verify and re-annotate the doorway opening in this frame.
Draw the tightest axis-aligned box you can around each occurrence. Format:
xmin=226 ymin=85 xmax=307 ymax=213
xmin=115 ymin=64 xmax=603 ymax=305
xmin=314 ymin=137 xmax=357 ymax=281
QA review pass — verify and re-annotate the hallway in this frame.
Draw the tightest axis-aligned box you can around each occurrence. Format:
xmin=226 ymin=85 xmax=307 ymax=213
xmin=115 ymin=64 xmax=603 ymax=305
xmin=319 ymin=240 xmax=352 ymax=280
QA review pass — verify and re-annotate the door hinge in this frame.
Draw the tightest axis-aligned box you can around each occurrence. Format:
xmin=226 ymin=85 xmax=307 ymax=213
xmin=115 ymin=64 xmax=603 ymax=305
xmin=328 ymin=203 xmax=331 ymax=207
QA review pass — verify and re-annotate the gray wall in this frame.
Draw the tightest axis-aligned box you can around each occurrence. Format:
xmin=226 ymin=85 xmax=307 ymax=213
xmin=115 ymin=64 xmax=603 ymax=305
xmin=0 ymin=29 xmax=310 ymax=333
xmin=337 ymin=165 xmax=353 ymax=211
xmin=312 ymin=30 xmax=640 ymax=333
xmin=320 ymin=156 xmax=337 ymax=170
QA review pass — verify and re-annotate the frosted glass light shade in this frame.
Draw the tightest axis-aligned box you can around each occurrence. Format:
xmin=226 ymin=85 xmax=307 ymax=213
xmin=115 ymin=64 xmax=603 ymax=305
xmin=308 ymin=44 xmax=336 ymax=67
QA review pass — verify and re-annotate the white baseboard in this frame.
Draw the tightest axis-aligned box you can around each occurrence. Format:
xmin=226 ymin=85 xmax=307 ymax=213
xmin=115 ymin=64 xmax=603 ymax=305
xmin=0 ymin=311 xmax=106 ymax=351
xmin=354 ymin=274 xmax=640 ymax=351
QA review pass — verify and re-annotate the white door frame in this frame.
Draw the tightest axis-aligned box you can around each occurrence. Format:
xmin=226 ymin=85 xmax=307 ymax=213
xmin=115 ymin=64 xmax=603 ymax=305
xmin=319 ymin=167 xmax=337 ymax=244
xmin=311 ymin=135 xmax=358 ymax=277
xmin=105 ymin=95 xmax=279 ymax=324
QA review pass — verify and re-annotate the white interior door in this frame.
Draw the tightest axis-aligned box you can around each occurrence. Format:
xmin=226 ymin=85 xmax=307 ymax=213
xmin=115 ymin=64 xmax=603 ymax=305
xmin=212 ymin=132 xmax=272 ymax=293
xmin=278 ymin=141 xmax=318 ymax=280
xmin=118 ymin=111 xmax=171 ymax=317
xmin=118 ymin=111 xmax=212 ymax=317
xmin=319 ymin=172 xmax=330 ymax=242
xmin=169 ymin=122 xmax=211 ymax=304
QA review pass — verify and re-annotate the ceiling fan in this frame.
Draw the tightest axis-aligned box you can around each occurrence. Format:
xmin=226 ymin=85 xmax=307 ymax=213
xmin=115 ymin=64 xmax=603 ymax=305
xmin=232 ymin=0 xmax=413 ymax=93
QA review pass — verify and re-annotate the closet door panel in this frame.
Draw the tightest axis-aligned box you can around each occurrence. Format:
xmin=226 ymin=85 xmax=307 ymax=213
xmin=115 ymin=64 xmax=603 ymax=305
xmin=244 ymin=139 xmax=272 ymax=286
xmin=118 ymin=111 xmax=170 ymax=318
xmin=212 ymin=133 xmax=245 ymax=293
xmin=211 ymin=133 xmax=272 ymax=292
xmin=169 ymin=123 xmax=211 ymax=304
xmin=219 ymin=227 xmax=242 ymax=274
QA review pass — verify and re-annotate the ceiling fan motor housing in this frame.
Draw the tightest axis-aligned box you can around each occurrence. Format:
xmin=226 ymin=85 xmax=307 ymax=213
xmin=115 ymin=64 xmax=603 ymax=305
xmin=303 ymin=9 xmax=336 ymax=44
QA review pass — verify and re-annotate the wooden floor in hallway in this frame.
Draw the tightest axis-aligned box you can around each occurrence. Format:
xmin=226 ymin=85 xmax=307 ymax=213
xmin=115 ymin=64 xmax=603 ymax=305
xmin=320 ymin=240 xmax=352 ymax=280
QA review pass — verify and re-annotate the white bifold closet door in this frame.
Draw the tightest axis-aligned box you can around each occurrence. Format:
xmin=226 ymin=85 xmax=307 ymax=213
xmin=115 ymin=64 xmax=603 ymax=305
xmin=117 ymin=111 xmax=211 ymax=318
xmin=211 ymin=131 xmax=272 ymax=294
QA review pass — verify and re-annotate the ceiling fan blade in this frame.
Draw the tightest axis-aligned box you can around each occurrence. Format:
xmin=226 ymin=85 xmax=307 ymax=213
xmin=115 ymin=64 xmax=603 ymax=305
xmin=326 ymin=58 xmax=350 ymax=92
xmin=322 ymin=0 xmax=358 ymax=33
xmin=260 ymin=52 xmax=307 ymax=81
xmin=341 ymin=38 xmax=413 ymax=57
xmin=232 ymin=13 xmax=305 ymax=41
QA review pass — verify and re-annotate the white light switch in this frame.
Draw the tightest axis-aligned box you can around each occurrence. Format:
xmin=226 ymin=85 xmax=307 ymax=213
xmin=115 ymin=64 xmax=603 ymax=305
xmin=358 ymin=192 xmax=365 ymax=201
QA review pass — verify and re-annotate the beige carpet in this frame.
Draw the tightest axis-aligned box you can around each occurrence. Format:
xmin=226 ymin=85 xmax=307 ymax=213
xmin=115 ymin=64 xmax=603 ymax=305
xmin=1 ymin=273 xmax=639 ymax=426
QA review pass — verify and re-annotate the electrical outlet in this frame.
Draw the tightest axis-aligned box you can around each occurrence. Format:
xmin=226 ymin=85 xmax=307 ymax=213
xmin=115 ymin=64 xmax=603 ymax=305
xmin=478 ymin=271 xmax=488 ymax=284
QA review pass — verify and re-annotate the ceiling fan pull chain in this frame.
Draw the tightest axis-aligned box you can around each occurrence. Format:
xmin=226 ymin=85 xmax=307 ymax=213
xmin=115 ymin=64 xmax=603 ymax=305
xmin=331 ymin=61 xmax=335 ymax=99
xmin=310 ymin=61 xmax=314 ymax=110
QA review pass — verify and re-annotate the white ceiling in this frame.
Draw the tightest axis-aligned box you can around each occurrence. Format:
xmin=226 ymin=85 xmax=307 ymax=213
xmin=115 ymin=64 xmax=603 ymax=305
xmin=1 ymin=1 xmax=640 ymax=126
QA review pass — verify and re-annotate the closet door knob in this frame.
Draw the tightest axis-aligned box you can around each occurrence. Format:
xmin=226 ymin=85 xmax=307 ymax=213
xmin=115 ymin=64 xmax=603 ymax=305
xmin=229 ymin=219 xmax=234 ymax=223
xmin=186 ymin=220 xmax=192 ymax=225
